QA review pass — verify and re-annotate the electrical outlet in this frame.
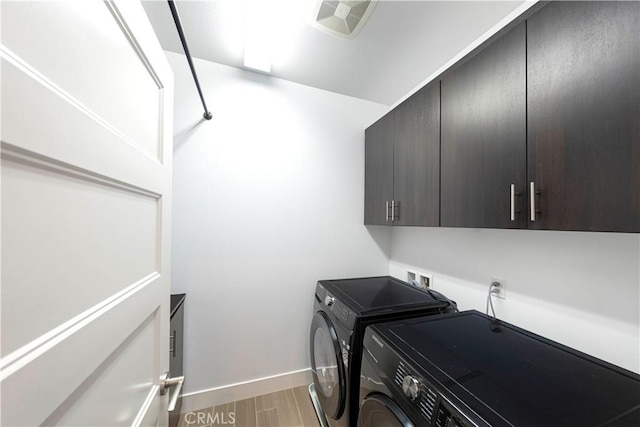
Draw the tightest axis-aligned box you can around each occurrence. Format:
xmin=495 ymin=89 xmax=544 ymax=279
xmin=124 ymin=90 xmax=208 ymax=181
xmin=491 ymin=278 xmax=506 ymax=299
xmin=407 ymin=271 xmax=417 ymax=285
xmin=418 ymin=273 xmax=433 ymax=289
xmin=407 ymin=270 xmax=433 ymax=289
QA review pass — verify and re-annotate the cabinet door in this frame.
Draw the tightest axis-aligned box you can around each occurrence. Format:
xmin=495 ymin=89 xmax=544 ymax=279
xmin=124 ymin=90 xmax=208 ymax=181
xmin=527 ymin=1 xmax=640 ymax=232
xmin=441 ymin=22 xmax=527 ymax=228
xmin=365 ymin=113 xmax=394 ymax=225
xmin=169 ymin=300 xmax=185 ymax=427
xmin=393 ymin=83 xmax=440 ymax=226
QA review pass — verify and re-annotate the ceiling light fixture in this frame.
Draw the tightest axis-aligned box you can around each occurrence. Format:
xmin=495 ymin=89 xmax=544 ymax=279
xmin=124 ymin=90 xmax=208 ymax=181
xmin=243 ymin=0 xmax=273 ymax=72
xmin=243 ymin=32 xmax=272 ymax=73
xmin=242 ymin=0 xmax=315 ymax=73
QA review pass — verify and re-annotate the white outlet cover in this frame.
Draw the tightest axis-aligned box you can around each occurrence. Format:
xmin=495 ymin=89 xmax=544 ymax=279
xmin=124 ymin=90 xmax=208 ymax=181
xmin=418 ymin=273 xmax=433 ymax=289
xmin=491 ymin=277 xmax=506 ymax=299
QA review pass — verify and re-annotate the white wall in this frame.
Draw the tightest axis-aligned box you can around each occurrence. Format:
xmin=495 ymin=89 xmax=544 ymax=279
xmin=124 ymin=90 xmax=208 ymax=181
xmin=168 ymin=37 xmax=640 ymax=401
xmin=167 ymin=51 xmax=391 ymax=395
xmin=388 ymin=227 xmax=640 ymax=373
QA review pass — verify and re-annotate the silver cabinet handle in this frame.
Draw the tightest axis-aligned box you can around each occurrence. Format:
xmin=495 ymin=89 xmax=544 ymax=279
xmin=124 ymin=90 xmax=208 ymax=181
xmin=160 ymin=372 xmax=184 ymax=412
xmin=530 ymin=182 xmax=540 ymax=221
xmin=510 ymin=184 xmax=516 ymax=221
xmin=510 ymin=185 xmax=522 ymax=221
xmin=391 ymin=200 xmax=396 ymax=222
xmin=385 ymin=201 xmax=389 ymax=222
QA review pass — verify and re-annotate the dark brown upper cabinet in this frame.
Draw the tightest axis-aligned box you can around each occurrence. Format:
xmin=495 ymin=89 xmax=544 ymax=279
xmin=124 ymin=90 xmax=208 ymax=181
xmin=364 ymin=83 xmax=440 ymax=226
xmin=364 ymin=112 xmax=394 ymax=225
xmin=441 ymin=22 xmax=527 ymax=229
xmin=365 ymin=2 xmax=638 ymax=233
xmin=393 ymin=83 xmax=440 ymax=226
xmin=527 ymin=1 xmax=640 ymax=232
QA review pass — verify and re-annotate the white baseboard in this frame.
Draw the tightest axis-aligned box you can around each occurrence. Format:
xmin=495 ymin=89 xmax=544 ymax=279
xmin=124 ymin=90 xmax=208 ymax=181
xmin=181 ymin=368 xmax=313 ymax=413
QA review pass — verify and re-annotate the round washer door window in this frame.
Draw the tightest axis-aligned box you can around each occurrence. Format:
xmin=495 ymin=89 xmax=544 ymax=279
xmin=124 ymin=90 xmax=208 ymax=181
xmin=310 ymin=311 xmax=345 ymax=420
xmin=358 ymin=393 xmax=415 ymax=427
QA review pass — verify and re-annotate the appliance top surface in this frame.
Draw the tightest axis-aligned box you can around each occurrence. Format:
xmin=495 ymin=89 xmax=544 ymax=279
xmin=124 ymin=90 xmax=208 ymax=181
xmin=374 ymin=310 xmax=640 ymax=427
xmin=318 ymin=276 xmax=449 ymax=315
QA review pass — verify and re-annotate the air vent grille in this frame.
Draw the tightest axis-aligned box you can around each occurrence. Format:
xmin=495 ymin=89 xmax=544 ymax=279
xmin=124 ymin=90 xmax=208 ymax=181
xmin=311 ymin=1 xmax=378 ymax=38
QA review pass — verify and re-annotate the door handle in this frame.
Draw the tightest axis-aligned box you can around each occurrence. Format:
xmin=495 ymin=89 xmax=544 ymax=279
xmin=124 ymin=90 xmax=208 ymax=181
xmin=160 ymin=372 xmax=184 ymax=412
xmin=385 ymin=201 xmax=390 ymax=222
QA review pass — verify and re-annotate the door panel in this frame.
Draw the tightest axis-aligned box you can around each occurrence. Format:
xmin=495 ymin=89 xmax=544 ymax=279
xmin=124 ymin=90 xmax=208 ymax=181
xmin=364 ymin=113 xmax=394 ymax=225
xmin=441 ymin=22 xmax=527 ymax=229
xmin=527 ymin=1 xmax=640 ymax=232
xmin=1 ymin=155 xmax=159 ymax=356
xmin=1 ymin=0 xmax=173 ymax=425
xmin=2 ymin=0 xmax=162 ymax=159
xmin=1 ymin=275 xmax=163 ymax=426
xmin=41 ymin=313 xmax=157 ymax=425
xmin=393 ymin=82 xmax=440 ymax=226
xmin=0 ymin=17 xmax=166 ymax=194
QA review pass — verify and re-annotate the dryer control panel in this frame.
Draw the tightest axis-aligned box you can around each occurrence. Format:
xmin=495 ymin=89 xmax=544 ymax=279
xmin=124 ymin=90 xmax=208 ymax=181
xmin=315 ymin=283 xmax=356 ymax=329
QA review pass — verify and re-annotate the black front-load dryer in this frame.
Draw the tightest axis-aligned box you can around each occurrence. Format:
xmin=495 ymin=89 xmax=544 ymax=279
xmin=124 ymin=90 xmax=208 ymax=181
xmin=359 ymin=310 xmax=640 ymax=427
xmin=310 ymin=276 xmax=456 ymax=427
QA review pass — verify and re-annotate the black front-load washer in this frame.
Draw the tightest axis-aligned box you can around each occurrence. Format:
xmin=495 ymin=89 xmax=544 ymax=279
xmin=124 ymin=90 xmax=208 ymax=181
xmin=359 ymin=310 xmax=640 ymax=427
xmin=310 ymin=276 xmax=456 ymax=427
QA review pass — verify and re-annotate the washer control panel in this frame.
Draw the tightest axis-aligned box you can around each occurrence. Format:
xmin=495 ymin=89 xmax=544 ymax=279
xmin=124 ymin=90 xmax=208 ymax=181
xmin=402 ymin=375 xmax=420 ymax=401
xmin=394 ymin=361 xmax=438 ymax=424
xmin=435 ymin=405 xmax=464 ymax=427
xmin=365 ymin=327 xmax=477 ymax=427
xmin=393 ymin=361 xmax=472 ymax=427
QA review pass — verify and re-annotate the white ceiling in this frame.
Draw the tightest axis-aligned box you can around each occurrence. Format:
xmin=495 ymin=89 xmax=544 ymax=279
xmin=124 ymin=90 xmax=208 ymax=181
xmin=142 ymin=0 xmax=524 ymax=105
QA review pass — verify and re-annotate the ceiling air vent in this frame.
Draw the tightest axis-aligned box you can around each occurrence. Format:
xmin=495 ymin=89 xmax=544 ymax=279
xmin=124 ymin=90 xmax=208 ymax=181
xmin=311 ymin=1 xmax=378 ymax=39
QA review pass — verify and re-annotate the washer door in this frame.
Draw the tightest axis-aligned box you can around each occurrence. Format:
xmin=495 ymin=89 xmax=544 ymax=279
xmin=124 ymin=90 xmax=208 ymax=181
xmin=358 ymin=393 xmax=415 ymax=427
xmin=310 ymin=311 xmax=346 ymax=420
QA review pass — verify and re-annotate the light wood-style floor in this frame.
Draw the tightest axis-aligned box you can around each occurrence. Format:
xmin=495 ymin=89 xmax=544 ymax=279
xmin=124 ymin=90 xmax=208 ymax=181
xmin=177 ymin=385 xmax=322 ymax=427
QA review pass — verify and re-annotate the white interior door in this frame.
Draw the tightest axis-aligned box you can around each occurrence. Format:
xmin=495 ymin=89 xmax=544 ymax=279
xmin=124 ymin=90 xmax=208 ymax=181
xmin=0 ymin=0 xmax=173 ymax=425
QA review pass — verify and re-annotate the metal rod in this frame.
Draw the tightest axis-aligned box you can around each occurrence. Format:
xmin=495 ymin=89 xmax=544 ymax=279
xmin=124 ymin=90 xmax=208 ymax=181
xmin=167 ymin=0 xmax=212 ymax=120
